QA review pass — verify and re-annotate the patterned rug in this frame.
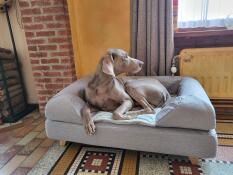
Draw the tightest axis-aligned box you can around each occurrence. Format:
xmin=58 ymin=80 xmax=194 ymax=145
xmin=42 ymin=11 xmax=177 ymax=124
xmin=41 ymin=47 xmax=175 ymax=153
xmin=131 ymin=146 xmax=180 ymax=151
xmin=27 ymin=120 xmax=233 ymax=175
xmin=46 ymin=143 xmax=233 ymax=175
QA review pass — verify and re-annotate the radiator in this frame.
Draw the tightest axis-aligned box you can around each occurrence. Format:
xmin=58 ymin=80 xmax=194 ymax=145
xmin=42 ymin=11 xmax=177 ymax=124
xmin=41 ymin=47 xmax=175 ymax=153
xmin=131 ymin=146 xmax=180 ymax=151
xmin=179 ymin=47 xmax=233 ymax=100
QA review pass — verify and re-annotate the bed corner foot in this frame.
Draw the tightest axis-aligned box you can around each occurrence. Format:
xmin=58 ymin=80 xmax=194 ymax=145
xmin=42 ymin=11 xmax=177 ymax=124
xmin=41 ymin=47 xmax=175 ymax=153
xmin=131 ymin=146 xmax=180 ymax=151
xmin=59 ymin=140 xmax=66 ymax=146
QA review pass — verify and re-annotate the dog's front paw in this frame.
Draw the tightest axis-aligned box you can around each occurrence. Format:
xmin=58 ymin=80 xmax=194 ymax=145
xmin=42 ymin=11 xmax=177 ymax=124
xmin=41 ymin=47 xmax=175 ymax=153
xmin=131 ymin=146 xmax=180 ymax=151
xmin=145 ymin=107 xmax=154 ymax=114
xmin=112 ymin=112 xmax=132 ymax=120
xmin=84 ymin=120 xmax=96 ymax=135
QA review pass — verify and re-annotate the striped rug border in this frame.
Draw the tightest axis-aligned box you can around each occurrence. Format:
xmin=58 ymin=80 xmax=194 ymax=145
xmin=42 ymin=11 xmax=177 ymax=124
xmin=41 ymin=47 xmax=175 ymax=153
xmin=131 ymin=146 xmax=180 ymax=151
xmin=47 ymin=143 xmax=71 ymax=174
xmin=48 ymin=143 xmax=81 ymax=175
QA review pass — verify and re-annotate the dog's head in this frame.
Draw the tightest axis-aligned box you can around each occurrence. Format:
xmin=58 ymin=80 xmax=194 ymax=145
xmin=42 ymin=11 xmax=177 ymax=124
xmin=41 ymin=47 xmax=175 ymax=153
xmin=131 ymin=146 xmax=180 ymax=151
xmin=101 ymin=48 xmax=144 ymax=76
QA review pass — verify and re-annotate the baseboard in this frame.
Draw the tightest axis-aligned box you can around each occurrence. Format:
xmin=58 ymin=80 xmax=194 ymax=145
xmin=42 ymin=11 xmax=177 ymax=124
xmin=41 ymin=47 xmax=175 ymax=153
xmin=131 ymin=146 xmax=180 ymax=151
xmin=211 ymin=99 xmax=233 ymax=120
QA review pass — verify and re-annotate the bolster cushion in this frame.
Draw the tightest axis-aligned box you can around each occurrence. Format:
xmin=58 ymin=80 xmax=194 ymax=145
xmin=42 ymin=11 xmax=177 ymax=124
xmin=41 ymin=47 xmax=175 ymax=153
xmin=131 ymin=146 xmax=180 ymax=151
xmin=156 ymin=77 xmax=216 ymax=130
xmin=45 ymin=76 xmax=91 ymax=125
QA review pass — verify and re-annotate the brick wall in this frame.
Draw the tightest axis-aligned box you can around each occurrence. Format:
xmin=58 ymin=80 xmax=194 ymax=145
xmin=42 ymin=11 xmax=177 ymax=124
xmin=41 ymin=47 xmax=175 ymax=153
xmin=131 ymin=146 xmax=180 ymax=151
xmin=18 ymin=0 xmax=76 ymax=115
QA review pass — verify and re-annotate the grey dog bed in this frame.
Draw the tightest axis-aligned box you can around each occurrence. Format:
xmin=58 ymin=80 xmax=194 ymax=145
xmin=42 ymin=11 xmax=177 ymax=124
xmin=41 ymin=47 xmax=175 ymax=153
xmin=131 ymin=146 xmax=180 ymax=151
xmin=45 ymin=76 xmax=217 ymax=158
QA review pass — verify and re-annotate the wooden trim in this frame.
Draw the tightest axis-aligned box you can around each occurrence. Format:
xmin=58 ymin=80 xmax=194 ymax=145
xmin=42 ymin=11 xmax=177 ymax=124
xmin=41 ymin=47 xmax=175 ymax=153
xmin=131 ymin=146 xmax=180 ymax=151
xmin=175 ymin=29 xmax=233 ymax=38
xmin=177 ymin=27 xmax=226 ymax=32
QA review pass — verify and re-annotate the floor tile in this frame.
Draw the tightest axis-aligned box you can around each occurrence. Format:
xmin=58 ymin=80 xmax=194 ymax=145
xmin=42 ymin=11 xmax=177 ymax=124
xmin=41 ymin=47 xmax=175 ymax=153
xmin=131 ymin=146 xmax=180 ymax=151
xmin=33 ymin=122 xmax=45 ymax=132
xmin=0 ymin=137 xmax=20 ymax=154
xmin=18 ymin=138 xmax=43 ymax=155
xmin=13 ymin=126 xmax=35 ymax=138
xmin=0 ymin=145 xmax=23 ymax=168
xmin=0 ymin=130 xmax=14 ymax=144
xmin=22 ymin=117 xmax=35 ymax=125
xmin=20 ymin=147 xmax=48 ymax=168
xmin=16 ymin=132 xmax=40 ymax=146
xmin=40 ymin=138 xmax=54 ymax=147
xmin=0 ymin=121 xmax=23 ymax=134
xmin=36 ymin=131 xmax=46 ymax=139
xmin=11 ymin=167 xmax=31 ymax=175
xmin=32 ymin=118 xmax=44 ymax=126
xmin=0 ymin=155 xmax=26 ymax=175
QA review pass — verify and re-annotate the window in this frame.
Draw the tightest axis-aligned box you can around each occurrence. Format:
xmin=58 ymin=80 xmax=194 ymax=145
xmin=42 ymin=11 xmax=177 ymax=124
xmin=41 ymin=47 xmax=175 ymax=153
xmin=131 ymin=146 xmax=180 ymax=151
xmin=178 ymin=0 xmax=233 ymax=29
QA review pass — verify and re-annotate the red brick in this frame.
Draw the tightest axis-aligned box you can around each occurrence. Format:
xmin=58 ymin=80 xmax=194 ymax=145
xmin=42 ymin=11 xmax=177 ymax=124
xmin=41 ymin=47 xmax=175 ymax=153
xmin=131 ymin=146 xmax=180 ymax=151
xmin=57 ymin=30 xmax=70 ymax=36
xmin=33 ymin=72 xmax=42 ymax=77
xmin=61 ymin=58 xmax=72 ymax=63
xmin=25 ymin=32 xmax=35 ymax=38
xmin=37 ymin=90 xmax=53 ymax=95
xmin=50 ymin=51 xmax=70 ymax=57
xmin=28 ymin=46 xmax=37 ymax=51
xmin=63 ymin=70 xmax=75 ymax=76
xmin=54 ymin=15 xmax=67 ymax=21
xmin=36 ymin=31 xmax=55 ymax=37
xmin=43 ymin=71 xmax=61 ymax=77
xmin=35 ymin=83 xmax=45 ymax=89
xmin=41 ymin=58 xmax=59 ymax=64
xmin=59 ymin=44 xmax=72 ymax=50
xmin=19 ymin=1 xmax=30 ymax=8
xmin=30 ymin=59 xmax=40 ymax=64
xmin=29 ymin=52 xmax=47 ymax=58
xmin=27 ymin=39 xmax=45 ymax=45
xmin=35 ymin=78 xmax=52 ymax=83
xmin=43 ymin=7 xmax=64 ymax=14
xmin=22 ymin=17 xmax=32 ymax=23
xmin=24 ymin=24 xmax=44 ymax=30
xmin=32 ymin=65 xmax=50 ymax=71
xmin=39 ymin=96 xmax=47 ymax=101
xmin=38 ymin=45 xmax=57 ymax=51
xmin=53 ymin=78 xmax=73 ymax=83
xmin=48 ymin=37 xmax=69 ymax=43
xmin=31 ymin=1 xmax=51 ymax=6
xmin=21 ymin=8 xmax=41 ymax=15
xmin=46 ymin=23 xmax=66 ymax=29
xmin=52 ymin=65 xmax=70 ymax=70
xmin=45 ymin=83 xmax=64 ymax=89
xmin=52 ymin=0 xmax=65 ymax=6
xmin=34 ymin=16 xmax=53 ymax=22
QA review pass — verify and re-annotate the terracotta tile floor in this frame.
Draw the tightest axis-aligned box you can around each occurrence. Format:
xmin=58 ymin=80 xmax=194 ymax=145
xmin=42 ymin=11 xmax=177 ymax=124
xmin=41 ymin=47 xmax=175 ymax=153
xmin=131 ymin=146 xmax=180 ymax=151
xmin=0 ymin=110 xmax=232 ymax=175
xmin=0 ymin=110 xmax=54 ymax=175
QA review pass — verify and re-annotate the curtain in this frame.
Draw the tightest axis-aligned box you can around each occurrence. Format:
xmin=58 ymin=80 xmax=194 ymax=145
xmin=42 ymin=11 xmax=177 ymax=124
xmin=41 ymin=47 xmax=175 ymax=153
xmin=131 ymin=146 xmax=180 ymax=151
xmin=178 ymin=0 xmax=233 ymax=28
xmin=131 ymin=0 xmax=174 ymax=76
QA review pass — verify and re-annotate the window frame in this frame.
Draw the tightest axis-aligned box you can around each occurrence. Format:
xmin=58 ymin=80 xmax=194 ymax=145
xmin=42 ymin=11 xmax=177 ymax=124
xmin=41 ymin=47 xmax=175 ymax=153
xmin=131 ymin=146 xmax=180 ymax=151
xmin=174 ymin=0 xmax=233 ymax=37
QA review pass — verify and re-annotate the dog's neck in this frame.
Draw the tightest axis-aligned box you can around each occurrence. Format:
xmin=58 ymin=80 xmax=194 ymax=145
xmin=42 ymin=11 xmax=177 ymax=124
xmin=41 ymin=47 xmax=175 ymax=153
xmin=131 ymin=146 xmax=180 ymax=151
xmin=88 ymin=62 xmax=125 ymax=90
xmin=88 ymin=64 xmax=113 ymax=89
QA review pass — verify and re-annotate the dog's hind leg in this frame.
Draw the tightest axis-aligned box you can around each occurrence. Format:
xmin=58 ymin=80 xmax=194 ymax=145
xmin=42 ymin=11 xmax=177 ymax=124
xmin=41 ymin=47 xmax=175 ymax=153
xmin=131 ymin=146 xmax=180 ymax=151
xmin=125 ymin=86 xmax=154 ymax=113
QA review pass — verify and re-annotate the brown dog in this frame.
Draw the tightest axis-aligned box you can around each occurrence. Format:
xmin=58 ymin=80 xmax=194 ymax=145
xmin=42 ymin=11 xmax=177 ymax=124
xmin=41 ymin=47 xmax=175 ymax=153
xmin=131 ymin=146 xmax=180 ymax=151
xmin=81 ymin=48 xmax=170 ymax=135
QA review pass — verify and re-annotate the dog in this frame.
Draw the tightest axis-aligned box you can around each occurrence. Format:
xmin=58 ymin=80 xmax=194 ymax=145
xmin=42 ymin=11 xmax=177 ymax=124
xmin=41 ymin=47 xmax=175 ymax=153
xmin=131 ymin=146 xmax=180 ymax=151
xmin=81 ymin=48 xmax=170 ymax=135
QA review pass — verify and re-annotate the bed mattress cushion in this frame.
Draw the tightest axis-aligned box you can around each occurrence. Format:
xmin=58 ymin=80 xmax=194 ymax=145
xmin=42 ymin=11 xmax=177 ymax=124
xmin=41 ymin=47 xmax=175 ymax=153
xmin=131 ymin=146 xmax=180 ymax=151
xmin=45 ymin=76 xmax=216 ymax=130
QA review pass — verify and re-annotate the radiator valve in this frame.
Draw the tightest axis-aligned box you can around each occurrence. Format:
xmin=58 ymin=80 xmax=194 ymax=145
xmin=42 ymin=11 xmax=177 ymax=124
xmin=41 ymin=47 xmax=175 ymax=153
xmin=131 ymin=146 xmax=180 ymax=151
xmin=171 ymin=66 xmax=177 ymax=75
xmin=171 ymin=55 xmax=179 ymax=76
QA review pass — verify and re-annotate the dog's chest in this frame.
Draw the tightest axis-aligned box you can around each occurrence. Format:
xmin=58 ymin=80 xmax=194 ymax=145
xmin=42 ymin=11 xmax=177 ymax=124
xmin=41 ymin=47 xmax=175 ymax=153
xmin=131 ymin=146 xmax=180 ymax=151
xmin=86 ymin=80 xmax=126 ymax=111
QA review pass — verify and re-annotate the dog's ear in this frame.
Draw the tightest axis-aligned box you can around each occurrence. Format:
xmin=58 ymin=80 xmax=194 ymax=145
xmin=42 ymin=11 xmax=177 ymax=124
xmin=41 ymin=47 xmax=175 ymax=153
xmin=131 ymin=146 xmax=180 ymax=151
xmin=102 ymin=54 xmax=115 ymax=76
